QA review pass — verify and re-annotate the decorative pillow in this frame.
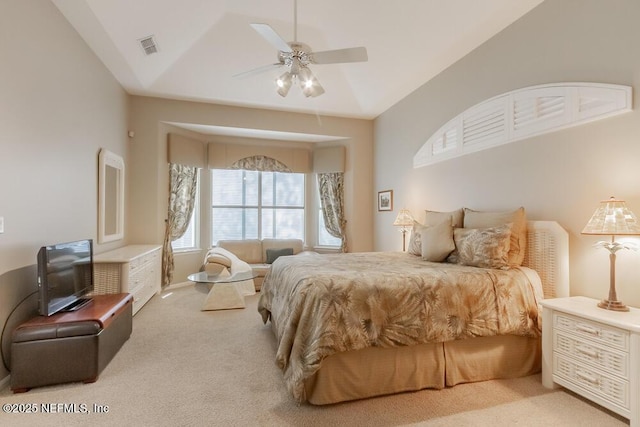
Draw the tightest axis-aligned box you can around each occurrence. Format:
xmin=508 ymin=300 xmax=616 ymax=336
xmin=420 ymin=221 xmax=455 ymax=262
xmin=410 ymin=210 xmax=463 ymax=257
xmin=407 ymin=221 xmax=428 ymax=256
xmin=424 ymin=208 xmax=464 ymax=228
xmin=463 ymin=207 xmax=527 ymax=266
xmin=453 ymin=224 xmax=512 ymax=269
xmin=266 ymin=247 xmax=294 ymax=264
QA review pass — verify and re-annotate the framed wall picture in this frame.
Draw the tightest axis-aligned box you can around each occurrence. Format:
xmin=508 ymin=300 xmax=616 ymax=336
xmin=378 ymin=190 xmax=393 ymax=211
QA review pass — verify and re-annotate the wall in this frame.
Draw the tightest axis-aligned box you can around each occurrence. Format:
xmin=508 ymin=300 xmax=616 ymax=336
xmin=374 ymin=0 xmax=640 ymax=307
xmin=0 ymin=0 xmax=129 ymax=383
xmin=128 ymin=96 xmax=374 ymax=283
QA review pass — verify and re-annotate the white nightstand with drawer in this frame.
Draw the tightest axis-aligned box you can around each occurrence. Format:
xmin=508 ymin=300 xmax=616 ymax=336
xmin=541 ymin=296 xmax=640 ymax=426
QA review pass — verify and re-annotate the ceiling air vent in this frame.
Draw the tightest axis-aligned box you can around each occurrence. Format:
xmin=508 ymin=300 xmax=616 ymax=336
xmin=138 ymin=35 xmax=158 ymax=56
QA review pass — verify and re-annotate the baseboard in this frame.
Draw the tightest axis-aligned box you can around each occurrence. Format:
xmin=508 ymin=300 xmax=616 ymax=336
xmin=165 ymin=281 xmax=193 ymax=290
xmin=0 ymin=374 xmax=10 ymax=391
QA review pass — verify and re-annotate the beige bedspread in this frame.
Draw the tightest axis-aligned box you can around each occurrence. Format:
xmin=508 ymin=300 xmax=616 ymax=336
xmin=257 ymin=252 xmax=543 ymax=402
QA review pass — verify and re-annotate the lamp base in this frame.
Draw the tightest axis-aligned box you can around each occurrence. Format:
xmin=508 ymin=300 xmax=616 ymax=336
xmin=597 ymin=299 xmax=630 ymax=312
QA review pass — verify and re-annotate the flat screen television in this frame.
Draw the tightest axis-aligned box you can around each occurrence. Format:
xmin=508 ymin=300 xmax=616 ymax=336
xmin=37 ymin=239 xmax=94 ymax=316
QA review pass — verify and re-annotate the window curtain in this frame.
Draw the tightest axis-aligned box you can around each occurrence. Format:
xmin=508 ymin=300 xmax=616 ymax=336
xmin=230 ymin=155 xmax=292 ymax=172
xmin=317 ymin=172 xmax=347 ymax=252
xmin=162 ymin=163 xmax=198 ymax=287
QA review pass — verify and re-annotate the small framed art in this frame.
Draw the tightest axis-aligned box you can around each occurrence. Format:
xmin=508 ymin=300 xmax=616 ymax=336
xmin=378 ymin=190 xmax=393 ymax=211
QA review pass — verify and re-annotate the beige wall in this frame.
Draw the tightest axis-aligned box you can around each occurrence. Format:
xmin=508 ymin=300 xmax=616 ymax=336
xmin=374 ymin=0 xmax=640 ymax=307
xmin=128 ymin=96 xmax=374 ymax=283
xmin=0 ymin=0 xmax=129 ymax=382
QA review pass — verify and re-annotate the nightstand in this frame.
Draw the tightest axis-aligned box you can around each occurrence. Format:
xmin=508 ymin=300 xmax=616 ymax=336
xmin=541 ymin=296 xmax=640 ymax=426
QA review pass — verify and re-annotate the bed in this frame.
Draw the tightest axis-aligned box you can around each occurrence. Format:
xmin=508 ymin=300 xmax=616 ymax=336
xmin=258 ymin=218 xmax=569 ymax=405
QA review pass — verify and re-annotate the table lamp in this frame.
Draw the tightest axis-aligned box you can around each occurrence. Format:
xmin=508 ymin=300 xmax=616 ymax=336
xmin=393 ymin=209 xmax=414 ymax=252
xmin=581 ymin=196 xmax=640 ymax=311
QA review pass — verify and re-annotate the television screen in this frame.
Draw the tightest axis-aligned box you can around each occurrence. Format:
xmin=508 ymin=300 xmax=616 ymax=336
xmin=37 ymin=239 xmax=94 ymax=316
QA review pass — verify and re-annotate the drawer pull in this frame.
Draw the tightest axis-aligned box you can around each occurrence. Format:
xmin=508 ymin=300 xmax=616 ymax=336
xmin=576 ymin=371 xmax=599 ymax=385
xmin=576 ymin=324 xmax=600 ymax=336
xmin=575 ymin=345 xmax=599 ymax=359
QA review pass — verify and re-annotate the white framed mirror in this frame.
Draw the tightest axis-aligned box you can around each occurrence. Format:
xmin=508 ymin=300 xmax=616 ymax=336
xmin=98 ymin=149 xmax=125 ymax=243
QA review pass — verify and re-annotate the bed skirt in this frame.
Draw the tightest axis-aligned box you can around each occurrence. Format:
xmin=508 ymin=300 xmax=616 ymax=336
xmin=304 ymin=335 xmax=541 ymax=405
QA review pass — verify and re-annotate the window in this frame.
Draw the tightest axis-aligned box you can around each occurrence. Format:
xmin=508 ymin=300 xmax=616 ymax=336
xmin=211 ymin=169 xmax=305 ymax=244
xmin=171 ymin=209 xmax=197 ymax=250
xmin=318 ymin=209 xmax=342 ymax=247
xmin=171 ymin=180 xmax=199 ymax=251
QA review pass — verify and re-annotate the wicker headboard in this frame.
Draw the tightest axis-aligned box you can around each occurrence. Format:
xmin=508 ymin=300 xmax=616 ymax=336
xmin=522 ymin=221 xmax=569 ymax=299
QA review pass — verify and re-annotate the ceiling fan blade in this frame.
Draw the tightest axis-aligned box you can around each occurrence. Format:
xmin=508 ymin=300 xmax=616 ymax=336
xmin=233 ymin=63 xmax=282 ymax=79
xmin=250 ymin=23 xmax=292 ymax=53
xmin=311 ymin=47 xmax=368 ymax=64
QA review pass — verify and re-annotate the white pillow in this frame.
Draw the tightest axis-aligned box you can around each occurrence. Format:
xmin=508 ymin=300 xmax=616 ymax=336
xmin=205 ymin=252 xmax=232 ymax=268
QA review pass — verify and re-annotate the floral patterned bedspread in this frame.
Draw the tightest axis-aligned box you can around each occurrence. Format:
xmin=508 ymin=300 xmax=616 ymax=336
xmin=257 ymin=252 xmax=543 ymax=402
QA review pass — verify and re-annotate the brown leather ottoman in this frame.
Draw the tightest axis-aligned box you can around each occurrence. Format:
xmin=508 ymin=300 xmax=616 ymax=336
xmin=10 ymin=293 xmax=132 ymax=392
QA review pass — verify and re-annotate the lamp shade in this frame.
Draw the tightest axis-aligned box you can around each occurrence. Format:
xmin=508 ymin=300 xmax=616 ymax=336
xmin=276 ymin=72 xmax=293 ymax=97
xmin=393 ymin=209 xmax=414 ymax=252
xmin=393 ymin=209 xmax=414 ymax=227
xmin=581 ymin=197 xmax=640 ymax=236
xmin=298 ymin=67 xmax=324 ymax=98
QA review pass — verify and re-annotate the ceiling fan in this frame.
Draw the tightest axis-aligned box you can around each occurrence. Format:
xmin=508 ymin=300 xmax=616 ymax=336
xmin=239 ymin=0 xmax=368 ymax=98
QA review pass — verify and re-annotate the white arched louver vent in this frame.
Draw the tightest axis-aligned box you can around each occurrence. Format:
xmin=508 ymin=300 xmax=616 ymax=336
xmin=413 ymin=83 xmax=632 ymax=168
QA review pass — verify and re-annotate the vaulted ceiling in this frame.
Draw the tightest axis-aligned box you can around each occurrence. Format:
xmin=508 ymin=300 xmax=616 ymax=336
xmin=53 ymin=0 xmax=544 ymax=120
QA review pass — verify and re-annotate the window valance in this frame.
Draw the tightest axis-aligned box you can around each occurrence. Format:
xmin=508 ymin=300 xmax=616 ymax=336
xmin=313 ymin=146 xmax=345 ymax=173
xmin=167 ymin=133 xmax=206 ymax=168
xmin=167 ymin=133 xmax=348 ymax=174
xmin=230 ymin=155 xmax=292 ymax=172
xmin=208 ymin=141 xmax=311 ymax=173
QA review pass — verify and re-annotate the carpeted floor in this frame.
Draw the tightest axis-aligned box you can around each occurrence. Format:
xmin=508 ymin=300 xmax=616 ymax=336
xmin=0 ymin=284 xmax=629 ymax=426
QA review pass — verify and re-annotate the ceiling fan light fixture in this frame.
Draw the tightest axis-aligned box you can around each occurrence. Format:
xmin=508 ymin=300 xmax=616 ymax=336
xmin=298 ymin=67 xmax=324 ymax=97
xmin=244 ymin=1 xmax=367 ymax=100
xmin=276 ymin=71 xmax=293 ymax=97
xmin=289 ymin=57 xmax=301 ymax=75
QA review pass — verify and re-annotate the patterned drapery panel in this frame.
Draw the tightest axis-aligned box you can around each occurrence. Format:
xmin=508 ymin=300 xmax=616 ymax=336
xmin=230 ymin=155 xmax=292 ymax=172
xmin=317 ymin=172 xmax=347 ymax=252
xmin=162 ymin=163 xmax=198 ymax=287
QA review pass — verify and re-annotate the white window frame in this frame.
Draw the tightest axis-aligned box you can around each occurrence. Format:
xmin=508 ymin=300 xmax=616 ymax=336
xmin=210 ymin=169 xmax=306 ymax=245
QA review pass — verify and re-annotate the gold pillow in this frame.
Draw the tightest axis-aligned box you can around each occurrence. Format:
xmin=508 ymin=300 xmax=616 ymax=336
xmin=420 ymin=221 xmax=455 ymax=262
xmin=463 ymin=207 xmax=526 ymax=266
xmin=425 ymin=209 xmax=463 ymax=227
xmin=454 ymin=224 xmax=512 ymax=269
